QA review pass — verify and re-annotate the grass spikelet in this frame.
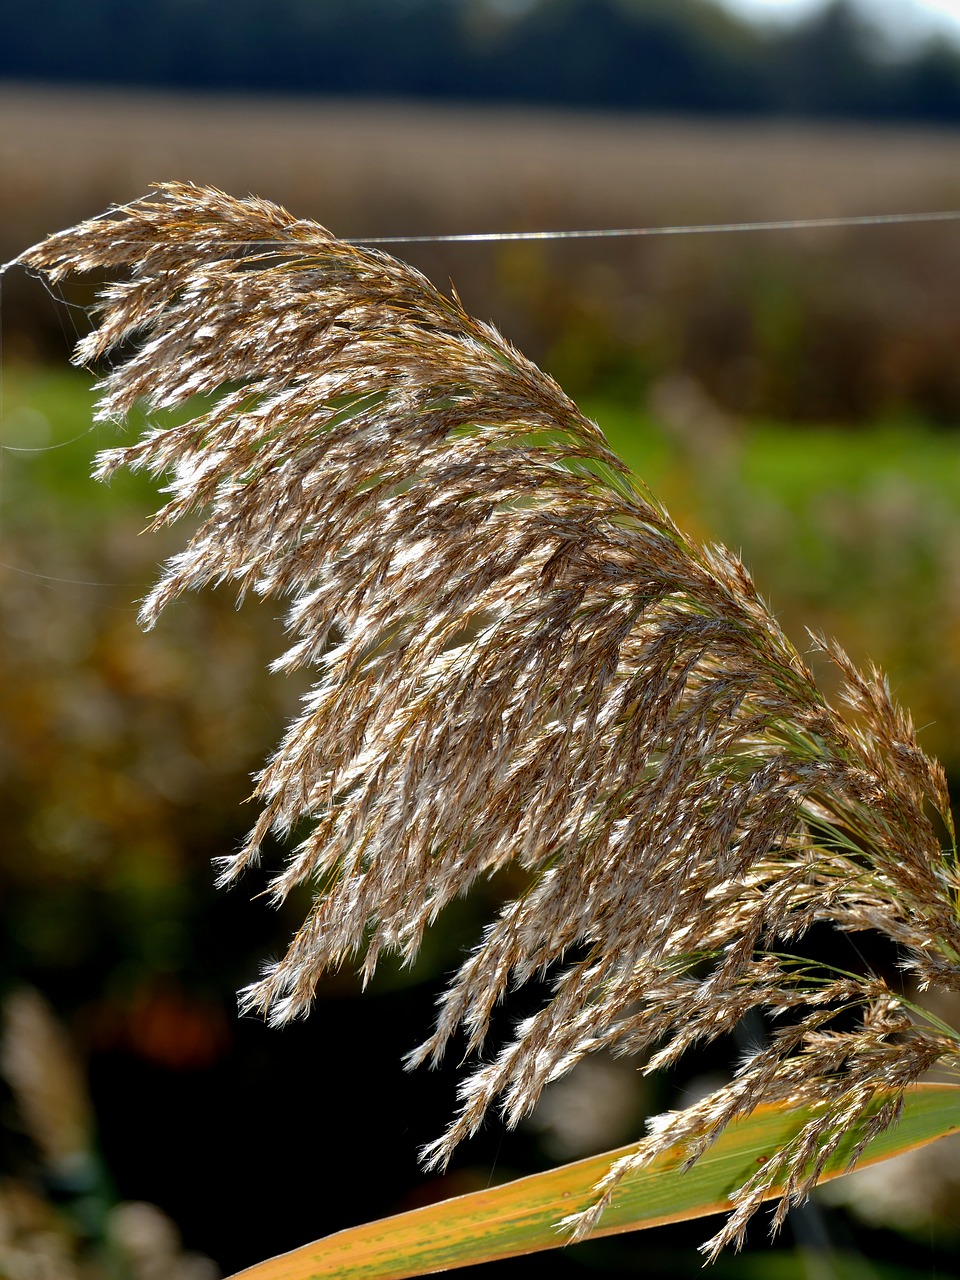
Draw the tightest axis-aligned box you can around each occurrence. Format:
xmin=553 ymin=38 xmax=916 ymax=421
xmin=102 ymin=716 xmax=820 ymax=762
xmin=13 ymin=181 xmax=960 ymax=1250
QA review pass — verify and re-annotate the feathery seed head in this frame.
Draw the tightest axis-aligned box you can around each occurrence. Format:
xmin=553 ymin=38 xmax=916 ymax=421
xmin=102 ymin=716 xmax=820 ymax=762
xmin=14 ymin=182 xmax=960 ymax=1251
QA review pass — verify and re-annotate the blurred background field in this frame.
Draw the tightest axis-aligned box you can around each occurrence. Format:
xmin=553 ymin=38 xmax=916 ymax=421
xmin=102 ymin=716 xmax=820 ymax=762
xmin=7 ymin=80 xmax=960 ymax=425
xmin=5 ymin=3 xmax=960 ymax=1276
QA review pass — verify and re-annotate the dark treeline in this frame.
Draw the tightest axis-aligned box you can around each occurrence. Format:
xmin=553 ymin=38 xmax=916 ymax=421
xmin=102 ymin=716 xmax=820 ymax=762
xmin=5 ymin=0 xmax=960 ymax=122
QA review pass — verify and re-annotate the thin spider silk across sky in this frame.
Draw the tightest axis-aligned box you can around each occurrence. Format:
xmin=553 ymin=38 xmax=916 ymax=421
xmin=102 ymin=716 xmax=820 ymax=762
xmin=715 ymin=0 xmax=960 ymax=47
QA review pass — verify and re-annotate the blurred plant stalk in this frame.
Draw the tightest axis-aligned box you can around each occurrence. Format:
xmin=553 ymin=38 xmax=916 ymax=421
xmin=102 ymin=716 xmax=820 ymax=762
xmin=0 ymin=987 xmax=218 ymax=1280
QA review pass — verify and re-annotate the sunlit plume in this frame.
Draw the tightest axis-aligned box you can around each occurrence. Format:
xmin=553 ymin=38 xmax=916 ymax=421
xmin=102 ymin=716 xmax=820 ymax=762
xmin=14 ymin=182 xmax=960 ymax=1253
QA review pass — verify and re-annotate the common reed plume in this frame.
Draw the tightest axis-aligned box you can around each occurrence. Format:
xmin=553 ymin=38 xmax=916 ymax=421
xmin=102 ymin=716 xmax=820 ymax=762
xmin=15 ymin=183 xmax=960 ymax=1254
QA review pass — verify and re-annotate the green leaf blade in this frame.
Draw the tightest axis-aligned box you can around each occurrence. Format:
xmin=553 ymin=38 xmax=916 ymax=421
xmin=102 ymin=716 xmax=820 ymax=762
xmin=229 ymin=1083 xmax=960 ymax=1280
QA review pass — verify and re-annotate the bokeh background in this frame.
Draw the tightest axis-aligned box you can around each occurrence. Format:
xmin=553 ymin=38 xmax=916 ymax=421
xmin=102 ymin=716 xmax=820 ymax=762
xmin=4 ymin=2 xmax=960 ymax=1277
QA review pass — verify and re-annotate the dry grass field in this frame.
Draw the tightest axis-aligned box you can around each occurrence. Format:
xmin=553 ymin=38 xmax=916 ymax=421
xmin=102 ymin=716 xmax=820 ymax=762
xmin=4 ymin=82 xmax=960 ymax=241
xmin=4 ymin=82 xmax=960 ymax=419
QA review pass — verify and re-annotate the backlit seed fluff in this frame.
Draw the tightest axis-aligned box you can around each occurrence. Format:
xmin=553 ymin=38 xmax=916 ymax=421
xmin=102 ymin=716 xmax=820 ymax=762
xmin=15 ymin=182 xmax=960 ymax=1254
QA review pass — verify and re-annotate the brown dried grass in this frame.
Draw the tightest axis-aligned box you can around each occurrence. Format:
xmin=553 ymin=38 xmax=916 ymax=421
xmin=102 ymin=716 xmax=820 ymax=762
xmin=12 ymin=182 xmax=960 ymax=1252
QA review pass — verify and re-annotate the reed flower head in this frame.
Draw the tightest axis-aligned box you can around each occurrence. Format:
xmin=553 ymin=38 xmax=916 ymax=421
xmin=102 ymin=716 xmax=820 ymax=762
xmin=15 ymin=182 xmax=960 ymax=1253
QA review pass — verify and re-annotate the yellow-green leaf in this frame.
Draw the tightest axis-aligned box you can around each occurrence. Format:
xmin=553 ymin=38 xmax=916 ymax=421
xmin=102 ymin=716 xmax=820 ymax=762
xmin=231 ymin=1083 xmax=960 ymax=1280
